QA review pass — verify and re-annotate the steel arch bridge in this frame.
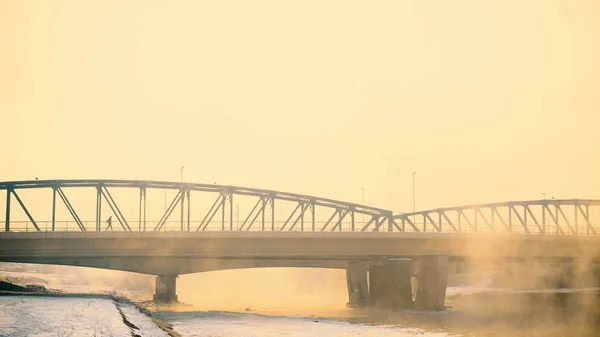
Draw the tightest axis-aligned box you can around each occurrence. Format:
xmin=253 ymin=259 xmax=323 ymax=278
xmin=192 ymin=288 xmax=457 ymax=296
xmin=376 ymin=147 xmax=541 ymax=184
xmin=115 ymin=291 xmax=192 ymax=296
xmin=0 ymin=179 xmax=598 ymax=235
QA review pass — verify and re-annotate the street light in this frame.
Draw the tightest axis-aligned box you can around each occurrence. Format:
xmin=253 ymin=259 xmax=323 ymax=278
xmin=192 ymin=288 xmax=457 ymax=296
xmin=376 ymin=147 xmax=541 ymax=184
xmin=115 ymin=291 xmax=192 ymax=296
xmin=412 ymin=172 xmax=416 ymax=225
xmin=180 ymin=166 xmax=184 ymax=183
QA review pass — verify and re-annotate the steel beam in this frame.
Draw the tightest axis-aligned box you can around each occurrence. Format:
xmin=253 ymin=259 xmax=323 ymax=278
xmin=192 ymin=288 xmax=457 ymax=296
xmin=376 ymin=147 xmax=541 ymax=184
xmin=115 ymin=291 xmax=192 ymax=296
xmin=100 ymin=187 xmax=131 ymax=231
xmin=5 ymin=189 xmax=10 ymax=231
xmin=331 ymin=208 xmax=350 ymax=232
xmin=96 ymin=186 xmax=102 ymax=231
xmin=440 ymin=211 xmax=458 ymax=232
xmin=509 ymin=205 xmax=529 ymax=234
xmin=196 ymin=192 xmax=224 ymax=231
xmin=187 ymin=189 xmax=191 ymax=232
xmin=11 ymin=189 xmax=40 ymax=231
xmin=524 ymin=206 xmax=543 ymax=233
xmin=51 ymin=187 xmax=56 ymax=231
xmin=155 ymin=190 xmax=183 ymax=231
xmin=56 ymin=188 xmax=85 ymax=231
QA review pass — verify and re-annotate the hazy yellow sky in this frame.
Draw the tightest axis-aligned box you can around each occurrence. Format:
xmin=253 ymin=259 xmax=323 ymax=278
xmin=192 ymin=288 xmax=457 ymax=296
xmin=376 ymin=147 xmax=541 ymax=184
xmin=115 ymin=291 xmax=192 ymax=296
xmin=1 ymin=0 xmax=599 ymax=213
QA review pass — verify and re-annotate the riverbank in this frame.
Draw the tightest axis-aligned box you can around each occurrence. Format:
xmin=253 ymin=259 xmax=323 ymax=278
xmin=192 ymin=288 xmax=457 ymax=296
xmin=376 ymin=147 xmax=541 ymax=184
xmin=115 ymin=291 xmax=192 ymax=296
xmin=0 ymin=280 xmax=180 ymax=337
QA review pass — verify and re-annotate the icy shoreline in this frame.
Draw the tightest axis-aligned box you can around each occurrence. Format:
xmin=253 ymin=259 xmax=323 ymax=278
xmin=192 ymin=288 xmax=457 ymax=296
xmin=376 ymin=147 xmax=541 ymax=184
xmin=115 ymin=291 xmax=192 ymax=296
xmin=0 ymin=291 xmax=180 ymax=337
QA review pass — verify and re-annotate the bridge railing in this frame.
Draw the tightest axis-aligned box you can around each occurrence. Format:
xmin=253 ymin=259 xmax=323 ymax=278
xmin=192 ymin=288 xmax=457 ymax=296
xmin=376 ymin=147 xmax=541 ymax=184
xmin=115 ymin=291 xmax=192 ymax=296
xmin=0 ymin=220 xmax=380 ymax=232
xmin=2 ymin=221 xmax=600 ymax=235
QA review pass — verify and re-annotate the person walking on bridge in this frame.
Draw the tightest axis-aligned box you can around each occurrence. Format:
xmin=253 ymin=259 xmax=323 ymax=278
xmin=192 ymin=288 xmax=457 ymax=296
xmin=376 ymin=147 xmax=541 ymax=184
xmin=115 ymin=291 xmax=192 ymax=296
xmin=106 ymin=216 xmax=113 ymax=231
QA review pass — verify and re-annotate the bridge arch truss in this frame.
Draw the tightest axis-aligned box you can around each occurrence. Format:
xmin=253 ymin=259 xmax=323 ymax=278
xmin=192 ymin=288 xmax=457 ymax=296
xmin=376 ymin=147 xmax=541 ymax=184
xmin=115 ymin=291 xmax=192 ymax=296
xmin=394 ymin=200 xmax=600 ymax=235
xmin=0 ymin=180 xmax=396 ymax=233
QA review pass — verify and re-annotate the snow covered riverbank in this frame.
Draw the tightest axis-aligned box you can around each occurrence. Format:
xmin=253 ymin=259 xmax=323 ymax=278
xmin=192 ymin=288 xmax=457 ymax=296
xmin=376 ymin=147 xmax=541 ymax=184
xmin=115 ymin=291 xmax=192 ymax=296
xmin=0 ymin=295 xmax=171 ymax=337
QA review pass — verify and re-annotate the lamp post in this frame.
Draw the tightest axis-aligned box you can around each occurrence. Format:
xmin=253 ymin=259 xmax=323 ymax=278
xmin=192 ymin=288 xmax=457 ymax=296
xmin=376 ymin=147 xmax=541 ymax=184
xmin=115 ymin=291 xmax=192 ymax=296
xmin=412 ymin=172 xmax=416 ymax=226
xmin=180 ymin=166 xmax=184 ymax=183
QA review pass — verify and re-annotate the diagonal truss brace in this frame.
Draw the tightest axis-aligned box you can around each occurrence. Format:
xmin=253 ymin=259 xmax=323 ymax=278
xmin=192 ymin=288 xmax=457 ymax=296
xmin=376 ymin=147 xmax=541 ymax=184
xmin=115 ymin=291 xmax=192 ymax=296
xmin=577 ymin=204 xmax=596 ymax=236
xmin=331 ymin=208 xmax=351 ymax=232
xmin=9 ymin=189 xmax=40 ymax=231
xmin=100 ymin=186 xmax=131 ymax=231
xmin=239 ymin=194 xmax=269 ymax=231
xmin=543 ymin=204 xmax=564 ymax=235
xmin=155 ymin=190 xmax=183 ymax=231
xmin=56 ymin=187 xmax=86 ymax=231
xmin=288 ymin=201 xmax=312 ymax=231
xmin=509 ymin=205 xmax=530 ymax=234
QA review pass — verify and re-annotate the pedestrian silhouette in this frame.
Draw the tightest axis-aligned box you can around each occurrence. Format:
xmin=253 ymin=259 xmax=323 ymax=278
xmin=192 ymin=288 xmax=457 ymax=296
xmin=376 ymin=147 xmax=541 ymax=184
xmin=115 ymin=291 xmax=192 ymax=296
xmin=106 ymin=216 xmax=113 ymax=231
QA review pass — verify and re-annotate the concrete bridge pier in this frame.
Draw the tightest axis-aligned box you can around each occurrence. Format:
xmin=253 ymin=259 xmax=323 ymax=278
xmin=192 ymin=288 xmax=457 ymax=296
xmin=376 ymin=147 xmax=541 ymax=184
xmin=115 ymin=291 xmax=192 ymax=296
xmin=153 ymin=275 xmax=178 ymax=303
xmin=346 ymin=261 xmax=369 ymax=307
xmin=414 ymin=256 xmax=449 ymax=311
xmin=369 ymin=260 xmax=413 ymax=309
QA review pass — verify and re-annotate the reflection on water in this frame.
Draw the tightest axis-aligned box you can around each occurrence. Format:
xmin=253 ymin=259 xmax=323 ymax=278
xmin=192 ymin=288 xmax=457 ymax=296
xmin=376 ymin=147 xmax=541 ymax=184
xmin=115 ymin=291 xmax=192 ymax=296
xmin=155 ymin=291 xmax=600 ymax=337
xmin=155 ymin=310 xmax=452 ymax=337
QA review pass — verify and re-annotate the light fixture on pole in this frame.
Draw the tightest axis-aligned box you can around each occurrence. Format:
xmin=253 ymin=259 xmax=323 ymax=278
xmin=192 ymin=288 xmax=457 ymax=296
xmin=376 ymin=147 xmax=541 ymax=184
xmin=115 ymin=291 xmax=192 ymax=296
xmin=180 ymin=166 xmax=184 ymax=184
xmin=412 ymin=172 xmax=416 ymax=226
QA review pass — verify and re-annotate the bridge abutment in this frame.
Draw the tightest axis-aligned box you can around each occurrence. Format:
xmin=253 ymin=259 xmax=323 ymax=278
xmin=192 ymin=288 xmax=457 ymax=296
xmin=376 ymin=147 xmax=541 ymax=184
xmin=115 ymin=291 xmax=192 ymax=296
xmin=414 ymin=256 xmax=449 ymax=311
xmin=346 ymin=261 xmax=369 ymax=307
xmin=153 ymin=275 xmax=178 ymax=303
xmin=369 ymin=260 xmax=413 ymax=309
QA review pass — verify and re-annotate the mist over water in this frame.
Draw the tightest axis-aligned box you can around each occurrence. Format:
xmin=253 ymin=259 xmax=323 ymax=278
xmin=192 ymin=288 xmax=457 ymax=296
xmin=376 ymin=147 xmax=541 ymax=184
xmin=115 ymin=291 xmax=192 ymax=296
xmin=177 ymin=268 xmax=348 ymax=312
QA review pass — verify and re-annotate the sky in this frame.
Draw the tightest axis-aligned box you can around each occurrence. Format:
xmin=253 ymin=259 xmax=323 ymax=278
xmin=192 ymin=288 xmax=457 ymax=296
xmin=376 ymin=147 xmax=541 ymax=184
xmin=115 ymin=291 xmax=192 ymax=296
xmin=1 ymin=0 xmax=599 ymax=217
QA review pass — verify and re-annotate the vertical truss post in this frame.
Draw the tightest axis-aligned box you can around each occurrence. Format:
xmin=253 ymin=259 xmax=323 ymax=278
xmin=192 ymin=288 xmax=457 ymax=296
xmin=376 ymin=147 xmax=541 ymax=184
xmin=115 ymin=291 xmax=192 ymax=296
xmin=586 ymin=205 xmax=591 ymax=235
xmin=96 ymin=185 xmax=102 ymax=231
xmin=180 ymin=186 xmax=186 ymax=231
xmin=5 ymin=189 xmax=10 ymax=231
xmin=423 ymin=214 xmax=427 ymax=232
xmin=457 ymin=210 xmax=461 ymax=232
xmin=574 ymin=204 xmax=578 ymax=235
xmin=542 ymin=204 xmax=546 ymax=234
xmin=351 ymin=210 xmax=355 ymax=232
xmin=491 ymin=208 xmax=495 ymax=232
xmin=555 ymin=205 xmax=559 ymax=234
xmin=261 ymin=197 xmax=266 ymax=231
xmin=51 ymin=187 xmax=56 ymax=232
xmin=439 ymin=212 xmax=443 ymax=233
xmin=143 ymin=187 xmax=147 ymax=231
xmin=508 ymin=206 xmax=512 ymax=232
xmin=474 ymin=208 xmax=478 ymax=232
xmin=221 ymin=191 xmax=226 ymax=231
xmin=271 ymin=197 xmax=275 ymax=231
xmin=311 ymin=201 xmax=315 ymax=232
xmin=187 ymin=189 xmax=191 ymax=231
xmin=229 ymin=192 xmax=233 ymax=231
xmin=301 ymin=202 xmax=305 ymax=231
xmin=138 ymin=187 xmax=143 ymax=231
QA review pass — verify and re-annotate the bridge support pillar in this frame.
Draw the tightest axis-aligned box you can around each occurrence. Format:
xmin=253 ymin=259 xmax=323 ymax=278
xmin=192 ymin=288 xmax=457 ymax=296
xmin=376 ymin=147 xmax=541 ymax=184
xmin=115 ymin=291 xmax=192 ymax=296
xmin=346 ymin=261 xmax=369 ymax=307
xmin=369 ymin=260 xmax=413 ymax=309
xmin=414 ymin=256 xmax=449 ymax=311
xmin=153 ymin=275 xmax=178 ymax=303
